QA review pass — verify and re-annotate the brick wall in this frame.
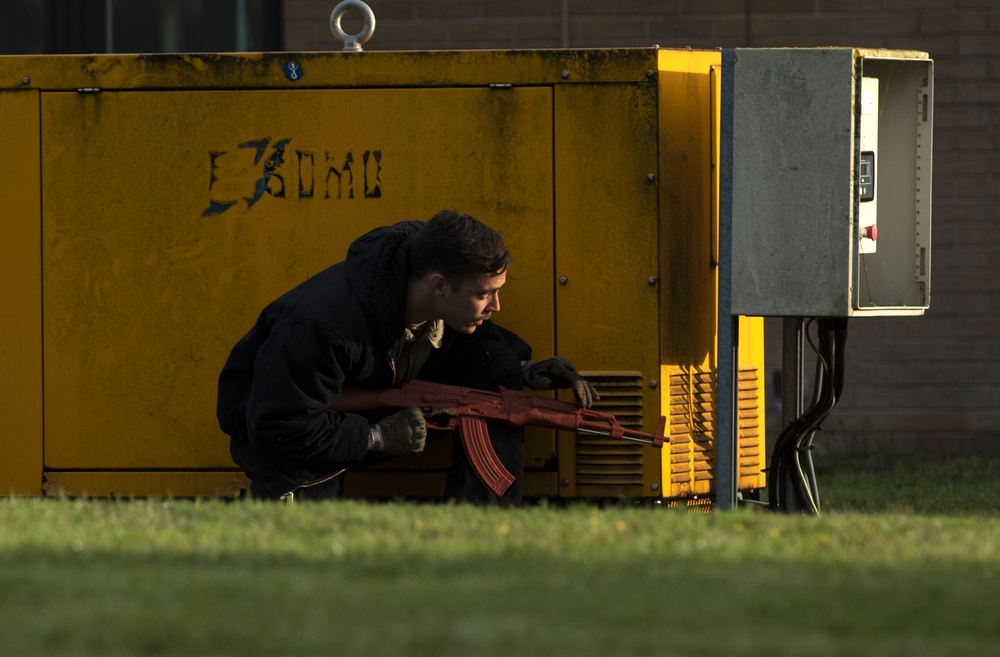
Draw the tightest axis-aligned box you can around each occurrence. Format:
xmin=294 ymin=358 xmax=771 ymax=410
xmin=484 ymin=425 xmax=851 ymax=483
xmin=285 ymin=0 xmax=1000 ymax=457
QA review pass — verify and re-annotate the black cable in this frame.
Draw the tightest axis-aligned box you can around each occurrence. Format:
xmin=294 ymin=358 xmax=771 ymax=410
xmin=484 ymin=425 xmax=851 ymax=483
xmin=800 ymin=321 xmax=833 ymax=511
xmin=768 ymin=318 xmax=849 ymax=514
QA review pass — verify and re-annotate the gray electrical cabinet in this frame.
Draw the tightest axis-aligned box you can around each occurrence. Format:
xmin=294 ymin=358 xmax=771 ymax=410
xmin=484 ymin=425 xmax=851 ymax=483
xmin=728 ymin=48 xmax=933 ymax=317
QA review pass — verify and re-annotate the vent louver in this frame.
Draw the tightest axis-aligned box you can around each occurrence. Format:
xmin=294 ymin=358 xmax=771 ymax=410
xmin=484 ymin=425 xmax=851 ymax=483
xmin=668 ymin=366 xmax=764 ymax=494
xmin=574 ymin=371 xmax=645 ymax=487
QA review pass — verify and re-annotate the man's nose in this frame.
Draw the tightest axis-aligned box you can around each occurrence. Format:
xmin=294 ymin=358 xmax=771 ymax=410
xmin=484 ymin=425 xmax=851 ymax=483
xmin=488 ymin=292 xmax=500 ymax=313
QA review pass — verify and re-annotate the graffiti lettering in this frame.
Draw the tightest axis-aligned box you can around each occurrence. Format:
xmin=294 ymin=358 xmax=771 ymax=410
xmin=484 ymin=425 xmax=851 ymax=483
xmin=203 ymin=137 xmax=383 ymax=217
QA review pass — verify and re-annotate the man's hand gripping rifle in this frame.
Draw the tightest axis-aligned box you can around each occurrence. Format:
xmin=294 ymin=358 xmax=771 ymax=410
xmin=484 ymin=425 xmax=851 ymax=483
xmin=331 ymin=379 xmax=666 ymax=498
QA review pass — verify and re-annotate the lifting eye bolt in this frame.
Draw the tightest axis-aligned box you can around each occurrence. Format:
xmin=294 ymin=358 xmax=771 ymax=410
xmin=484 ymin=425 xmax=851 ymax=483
xmin=330 ymin=0 xmax=376 ymax=52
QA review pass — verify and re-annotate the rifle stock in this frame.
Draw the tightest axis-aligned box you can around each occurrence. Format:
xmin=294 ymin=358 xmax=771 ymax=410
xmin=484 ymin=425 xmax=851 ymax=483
xmin=330 ymin=379 xmax=666 ymax=498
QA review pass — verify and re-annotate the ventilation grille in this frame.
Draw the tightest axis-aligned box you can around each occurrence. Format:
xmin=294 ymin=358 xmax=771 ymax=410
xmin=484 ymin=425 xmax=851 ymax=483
xmin=668 ymin=365 xmax=764 ymax=492
xmin=574 ymin=371 xmax=645 ymax=487
xmin=664 ymin=496 xmax=714 ymax=514
xmin=737 ymin=367 xmax=763 ymax=485
xmin=669 ymin=368 xmax=715 ymax=487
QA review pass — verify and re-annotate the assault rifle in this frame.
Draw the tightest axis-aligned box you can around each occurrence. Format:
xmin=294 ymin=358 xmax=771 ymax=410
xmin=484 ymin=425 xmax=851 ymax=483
xmin=330 ymin=379 xmax=666 ymax=497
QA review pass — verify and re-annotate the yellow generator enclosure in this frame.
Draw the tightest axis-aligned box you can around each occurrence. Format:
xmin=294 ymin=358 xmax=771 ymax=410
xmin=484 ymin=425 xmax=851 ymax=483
xmin=0 ymin=48 xmax=765 ymax=503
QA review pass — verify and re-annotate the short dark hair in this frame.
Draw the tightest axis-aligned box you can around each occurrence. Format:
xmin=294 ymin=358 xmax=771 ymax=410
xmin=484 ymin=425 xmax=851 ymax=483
xmin=409 ymin=210 xmax=511 ymax=288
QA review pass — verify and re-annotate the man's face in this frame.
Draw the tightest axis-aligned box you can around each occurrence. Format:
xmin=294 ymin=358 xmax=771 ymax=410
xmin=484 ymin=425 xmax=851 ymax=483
xmin=436 ymin=270 xmax=506 ymax=334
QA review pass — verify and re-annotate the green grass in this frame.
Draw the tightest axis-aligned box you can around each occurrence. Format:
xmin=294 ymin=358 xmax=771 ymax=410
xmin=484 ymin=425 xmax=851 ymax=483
xmin=818 ymin=454 xmax=1000 ymax=515
xmin=2 ymin=457 xmax=1000 ymax=656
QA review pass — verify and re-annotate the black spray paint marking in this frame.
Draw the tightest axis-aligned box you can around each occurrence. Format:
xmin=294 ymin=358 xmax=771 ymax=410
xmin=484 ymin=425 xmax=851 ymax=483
xmin=203 ymin=138 xmax=383 ymax=217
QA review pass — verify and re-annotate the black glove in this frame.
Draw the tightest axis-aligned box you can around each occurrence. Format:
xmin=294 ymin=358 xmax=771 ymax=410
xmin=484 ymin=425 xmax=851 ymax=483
xmin=422 ymin=405 xmax=459 ymax=429
xmin=372 ymin=407 xmax=428 ymax=455
xmin=522 ymin=357 xmax=600 ymax=409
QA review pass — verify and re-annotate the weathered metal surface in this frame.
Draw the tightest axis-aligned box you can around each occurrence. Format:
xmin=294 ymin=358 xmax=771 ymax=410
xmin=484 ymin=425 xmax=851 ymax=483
xmin=0 ymin=89 xmax=43 ymax=495
xmin=728 ymin=48 xmax=932 ymax=317
xmin=40 ymin=84 xmax=552 ymax=470
xmin=2 ymin=48 xmax=660 ymax=91
xmin=42 ymin=471 xmax=250 ymax=498
xmin=1 ymin=46 xmax=770 ymax=501
xmin=552 ymin=78 xmax=662 ymax=499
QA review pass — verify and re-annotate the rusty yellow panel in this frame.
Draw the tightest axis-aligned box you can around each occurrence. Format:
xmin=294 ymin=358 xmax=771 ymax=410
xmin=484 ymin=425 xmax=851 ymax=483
xmin=739 ymin=317 xmax=766 ymax=379
xmin=40 ymin=86 xmax=553 ymax=470
xmin=553 ymin=82 xmax=661 ymax=497
xmin=656 ymin=50 xmax=722 ymax=499
xmin=522 ymin=471 xmax=559 ymax=498
xmin=42 ymin=471 xmax=249 ymax=498
xmin=523 ymin=425 xmax=556 ymax=472
xmin=0 ymin=90 xmax=43 ymax=495
xmin=2 ymin=50 xmax=658 ymax=93
xmin=657 ymin=50 xmax=722 ymax=370
xmin=656 ymin=51 xmax=766 ymax=500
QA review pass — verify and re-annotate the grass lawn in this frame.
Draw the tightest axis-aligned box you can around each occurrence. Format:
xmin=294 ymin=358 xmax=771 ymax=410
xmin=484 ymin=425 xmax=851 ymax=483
xmin=2 ymin=456 xmax=999 ymax=656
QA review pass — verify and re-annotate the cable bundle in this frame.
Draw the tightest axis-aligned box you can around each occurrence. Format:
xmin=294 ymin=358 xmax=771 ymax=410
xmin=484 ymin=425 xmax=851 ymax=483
xmin=768 ymin=318 xmax=849 ymax=515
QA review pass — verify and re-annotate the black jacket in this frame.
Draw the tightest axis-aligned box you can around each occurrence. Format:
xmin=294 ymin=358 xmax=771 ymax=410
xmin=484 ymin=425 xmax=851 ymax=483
xmin=217 ymin=221 xmax=422 ymax=497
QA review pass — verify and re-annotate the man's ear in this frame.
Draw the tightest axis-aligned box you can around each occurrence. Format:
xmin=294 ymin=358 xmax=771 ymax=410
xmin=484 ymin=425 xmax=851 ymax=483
xmin=427 ymin=272 xmax=449 ymax=296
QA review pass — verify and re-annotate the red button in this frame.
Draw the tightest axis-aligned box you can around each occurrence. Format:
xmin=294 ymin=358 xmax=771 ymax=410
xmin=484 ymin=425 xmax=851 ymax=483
xmin=865 ymin=225 xmax=878 ymax=240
